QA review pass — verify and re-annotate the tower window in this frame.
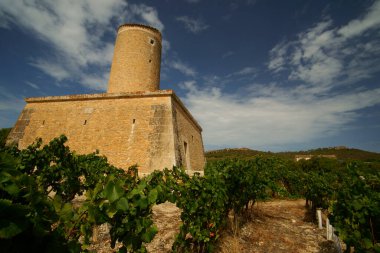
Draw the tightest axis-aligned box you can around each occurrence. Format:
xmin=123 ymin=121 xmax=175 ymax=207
xmin=42 ymin=120 xmax=45 ymax=126
xmin=84 ymin=120 xmax=87 ymax=125
xmin=150 ymin=39 xmax=155 ymax=45
xmin=149 ymin=59 xmax=152 ymax=63
xmin=133 ymin=119 xmax=136 ymax=124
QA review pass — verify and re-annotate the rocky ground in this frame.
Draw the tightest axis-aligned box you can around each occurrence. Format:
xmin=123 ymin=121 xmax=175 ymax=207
xmin=90 ymin=199 xmax=340 ymax=253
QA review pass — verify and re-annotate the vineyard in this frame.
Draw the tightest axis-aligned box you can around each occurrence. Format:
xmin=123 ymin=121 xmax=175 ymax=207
xmin=0 ymin=135 xmax=379 ymax=252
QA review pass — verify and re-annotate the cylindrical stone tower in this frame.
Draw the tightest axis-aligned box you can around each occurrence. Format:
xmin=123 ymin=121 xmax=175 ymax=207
xmin=107 ymin=24 xmax=162 ymax=93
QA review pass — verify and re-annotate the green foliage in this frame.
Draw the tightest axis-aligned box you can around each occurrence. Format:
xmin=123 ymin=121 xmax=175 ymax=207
xmin=330 ymin=163 xmax=380 ymax=252
xmin=0 ymin=136 xmax=163 ymax=252
xmin=166 ymin=157 xmax=301 ymax=252
xmin=161 ymin=167 xmax=228 ymax=252
xmin=1 ymin=135 xmax=379 ymax=253
xmin=0 ymin=128 xmax=11 ymax=149
xmin=297 ymin=158 xmax=341 ymax=211
xmin=293 ymin=158 xmax=380 ymax=252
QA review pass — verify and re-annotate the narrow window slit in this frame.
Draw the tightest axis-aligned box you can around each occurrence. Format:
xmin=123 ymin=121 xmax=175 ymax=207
xmin=84 ymin=120 xmax=87 ymax=125
xmin=133 ymin=119 xmax=136 ymax=124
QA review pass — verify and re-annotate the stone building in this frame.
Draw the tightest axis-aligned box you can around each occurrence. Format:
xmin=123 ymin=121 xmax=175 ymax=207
xmin=6 ymin=24 xmax=205 ymax=174
xmin=294 ymin=154 xmax=337 ymax=162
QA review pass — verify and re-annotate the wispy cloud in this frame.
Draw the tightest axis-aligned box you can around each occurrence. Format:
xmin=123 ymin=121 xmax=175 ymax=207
xmin=0 ymin=0 xmax=165 ymax=91
xmin=30 ymin=60 xmax=71 ymax=82
xmin=338 ymin=1 xmax=380 ymax=39
xmin=180 ymin=81 xmax=380 ymax=150
xmin=169 ymin=59 xmax=197 ymax=77
xmin=0 ymin=86 xmax=25 ymax=112
xmin=176 ymin=16 xmax=209 ymax=34
xmin=268 ymin=1 xmax=380 ymax=94
xmin=231 ymin=67 xmax=257 ymax=76
xmin=0 ymin=86 xmax=25 ymax=128
xmin=199 ymin=66 xmax=258 ymax=88
xmin=25 ymin=81 xmax=40 ymax=90
xmin=222 ymin=51 xmax=235 ymax=58
xmin=179 ymin=1 xmax=380 ymax=150
xmin=128 ymin=4 xmax=164 ymax=31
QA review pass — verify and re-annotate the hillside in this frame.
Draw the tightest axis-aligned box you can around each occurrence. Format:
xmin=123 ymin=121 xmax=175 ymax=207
xmin=205 ymin=146 xmax=380 ymax=162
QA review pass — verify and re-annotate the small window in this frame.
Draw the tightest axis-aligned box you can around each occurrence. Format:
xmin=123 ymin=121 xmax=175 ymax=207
xmin=84 ymin=120 xmax=87 ymax=125
xmin=192 ymin=135 xmax=194 ymax=142
xmin=150 ymin=39 xmax=155 ymax=45
xmin=133 ymin=119 xmax=136 ymax=124
xmin=42 ymin=120 xmax=45 ymax=126
xmin=149 ymin=59 xmax=152 ymax=63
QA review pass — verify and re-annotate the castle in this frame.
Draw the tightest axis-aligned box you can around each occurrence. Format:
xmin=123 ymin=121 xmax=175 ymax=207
xmin=6 ymin=24 xmax=205 ymax=174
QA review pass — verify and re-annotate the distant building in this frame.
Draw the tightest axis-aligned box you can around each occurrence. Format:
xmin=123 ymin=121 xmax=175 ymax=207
xmin=295 ymin=154 xmax=337 ymax=162
xmin=7 ymin=24 xmax=205 ymax=174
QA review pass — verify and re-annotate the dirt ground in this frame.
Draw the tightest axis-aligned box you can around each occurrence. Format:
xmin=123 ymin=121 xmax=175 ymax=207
xmin=216 ymin=199 xmax=338 ymax=253
xmin=90 ymin=199 xmax=339 ymax=253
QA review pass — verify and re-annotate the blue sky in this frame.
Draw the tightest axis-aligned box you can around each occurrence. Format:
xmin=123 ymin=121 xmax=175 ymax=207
xmin=0 ymin=0 xmax=380 ymax=152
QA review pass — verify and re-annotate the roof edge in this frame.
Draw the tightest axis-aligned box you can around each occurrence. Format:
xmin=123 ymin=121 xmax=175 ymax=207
xmin=25 ymin=90 xmax=173 ymax=103
xmin=117 ymin=24 xmax=161 ymax=38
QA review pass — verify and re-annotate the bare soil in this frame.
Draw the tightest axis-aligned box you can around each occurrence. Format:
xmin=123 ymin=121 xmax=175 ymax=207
xmin=90 ymin=199 xmax=339 ymax=253
xmin=216 ymin=199 xmax=338 ymax=253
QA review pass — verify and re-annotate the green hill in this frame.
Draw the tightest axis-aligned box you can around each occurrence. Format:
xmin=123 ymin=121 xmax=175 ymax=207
xmin=205 ymin=146 xmax=380 ymax=162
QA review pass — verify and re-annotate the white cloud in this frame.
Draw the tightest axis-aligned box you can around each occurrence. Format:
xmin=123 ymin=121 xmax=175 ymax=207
xmin=268 ymin=40 xmax=289 ymax=73
xmin=80 ymin=73 xmax=109 ymax=91
xmin=128 ymin=4 xmax=164 ymax=31
xmin=338 ymin=1 xmax=380 ymax=39
xmin=162 ymin=39 xmax=171 ymax=55
xmin=30 ymin=60 xmax=71 ymax=81
xmin=268 ymin=1 xmax=380 ymax=93
xmin=176 ymin=16 xmax=209 ymax=34
xmin=0 ymin=14 xmax=9 ymax=29
xmin=25 ymin=81 xmax=39 ymax=90
xmin=232 ymin=67 xmax=257 ymax=76
xmin=170 ymin=60 xmax=197 ymax=77
xmin=0 ymin=0 xmax=165 ymax=91
xmin=181 ymin=2 xmax=380 ymax=150
xmin=180 ymin=81 xmax=380 ymax=150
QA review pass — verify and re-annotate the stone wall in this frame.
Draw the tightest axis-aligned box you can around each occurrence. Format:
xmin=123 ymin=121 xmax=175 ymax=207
xmin=8 ymin=92 xmax=175 ymax=173
xmin=7 ymin=91 xmax=205 ymax=173
xmin=172 ymin=96 xmax=205 ymax=171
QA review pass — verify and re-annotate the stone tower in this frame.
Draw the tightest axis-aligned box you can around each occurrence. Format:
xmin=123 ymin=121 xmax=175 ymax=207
xmin=7 ymin=24 xmax=205 ymax=174
xmin=108 ymin=24 xmax=162 ymax=93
